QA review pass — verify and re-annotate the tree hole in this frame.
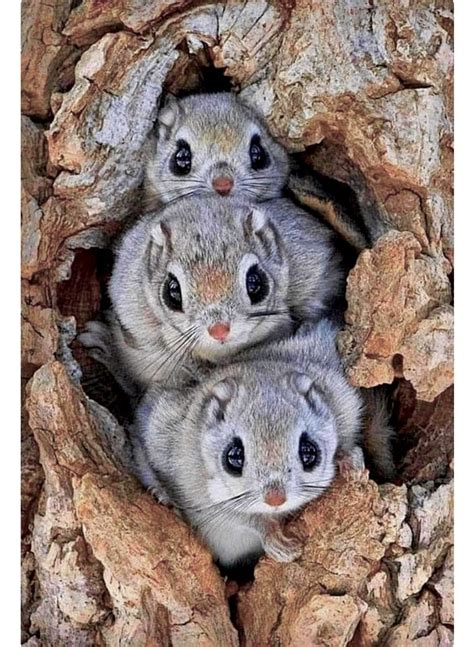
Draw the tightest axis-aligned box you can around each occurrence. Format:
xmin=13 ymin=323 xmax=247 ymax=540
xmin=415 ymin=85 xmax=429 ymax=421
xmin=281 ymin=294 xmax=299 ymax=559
xmin=56 ymin=247 xmax=132 ymax=424
xmin=55 ymin=57 xmax=404 ymax=526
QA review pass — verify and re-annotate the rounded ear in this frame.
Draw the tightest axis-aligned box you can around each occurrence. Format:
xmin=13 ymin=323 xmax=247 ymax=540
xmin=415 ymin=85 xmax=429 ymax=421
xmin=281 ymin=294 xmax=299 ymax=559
xmin=242 ymin=209 xmax=283 ymax=261
xmin=147 ymin=220 xmax=172 ymax=275
xmin=287 ymin=372 xmax=328 ymax=416
xmin=205 ymin=378 xmax=238 ymax=423
xmin=211 ymin=378 xmax=237 ymax=405
xmin=151 ymin=220 xmax=172 ymax=249
xmin=243 ymin=208 xmax=268 ymax=235
xmin=157 ymin=95 xmax=180 ymax=134
xmin=288 ymin=371 xmax=313 ymax=397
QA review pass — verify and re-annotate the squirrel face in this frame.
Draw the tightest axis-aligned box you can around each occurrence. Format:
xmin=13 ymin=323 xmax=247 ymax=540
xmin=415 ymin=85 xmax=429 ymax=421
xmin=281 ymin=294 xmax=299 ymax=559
xmin=144 ymin=198 xmax=292 ymax=362
xmin=198 ymin=373 xmax=338 ymax=516
xmin=146 ymin=93 xmax=289 ymax=204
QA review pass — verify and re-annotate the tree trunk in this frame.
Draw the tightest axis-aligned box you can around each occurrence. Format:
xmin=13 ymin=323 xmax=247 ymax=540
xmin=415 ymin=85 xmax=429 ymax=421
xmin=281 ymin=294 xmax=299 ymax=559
xmin=21 ymin=1 xmax=453 ymax=645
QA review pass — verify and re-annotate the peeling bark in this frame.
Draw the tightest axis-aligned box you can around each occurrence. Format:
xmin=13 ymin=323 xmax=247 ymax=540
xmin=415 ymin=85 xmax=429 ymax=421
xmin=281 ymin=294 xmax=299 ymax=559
xmin=338 ymin=231 xmax=452 ymax=399
xmin=26 ymin=362 xmax=237 ymax=645
xmin=21 ymin=0 xmax=81 ymax=119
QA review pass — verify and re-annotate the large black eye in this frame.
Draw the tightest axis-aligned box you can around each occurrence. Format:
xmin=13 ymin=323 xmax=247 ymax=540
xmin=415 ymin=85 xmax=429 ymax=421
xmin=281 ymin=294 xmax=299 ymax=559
xmin=170 ymin=139 xmax=192 ymax=175
xmin=299 ymin=433 xmax=320 ymax=471
xmin=163 ymin=273 xmax=183 ymax=311
xmin=246 ymin=264 xmax=269 ymax=305
xmin=249 ymin=134 xmax=270 ymax=171
xmin=223 ymin=437 xmax=244 ymax=476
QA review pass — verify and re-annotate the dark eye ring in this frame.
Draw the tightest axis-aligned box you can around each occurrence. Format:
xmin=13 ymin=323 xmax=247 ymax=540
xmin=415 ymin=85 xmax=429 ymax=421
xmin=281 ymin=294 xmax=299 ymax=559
xmin=223 ymin=437 xmax=244 ymax=476
xmin=163 ymin=273 xmax=183 ymax=311
xmin=246 ymin=264 xmax=269 ymax=305
xmin=299 ymin=433 xmax=320 ymax=471
xmin=249 ymin=134 xmax=270 ymax=171
xmin=170 ymin=139 xmax=192 ymax=175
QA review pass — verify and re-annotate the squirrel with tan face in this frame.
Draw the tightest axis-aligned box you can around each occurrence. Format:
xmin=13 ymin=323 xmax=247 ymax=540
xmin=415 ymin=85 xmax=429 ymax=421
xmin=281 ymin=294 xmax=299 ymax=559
xmin=130 ymin=318 xmax=366 ymax=567
xmin=144 ymin=91 xmax=374 ymax=250
xmin=144 ymin=92 xmax=290 ymax=205
xmin=79 ymin=196 xmax=344 ymax=396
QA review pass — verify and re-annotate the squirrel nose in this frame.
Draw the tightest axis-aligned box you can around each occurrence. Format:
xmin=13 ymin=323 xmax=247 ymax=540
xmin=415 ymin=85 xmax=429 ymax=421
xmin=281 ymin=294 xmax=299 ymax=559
xmin=212 ymin=176 xmax=234 ymax=196
xmin=264 ymin=489 xmax=287 ymax=507
xmin=208 ymin=322 xmax=231 ymax=342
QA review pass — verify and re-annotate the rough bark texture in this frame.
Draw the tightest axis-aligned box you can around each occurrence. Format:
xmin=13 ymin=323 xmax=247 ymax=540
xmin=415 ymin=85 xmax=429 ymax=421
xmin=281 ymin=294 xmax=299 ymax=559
xmin=21 ymin=1 xmax=453 ymax=645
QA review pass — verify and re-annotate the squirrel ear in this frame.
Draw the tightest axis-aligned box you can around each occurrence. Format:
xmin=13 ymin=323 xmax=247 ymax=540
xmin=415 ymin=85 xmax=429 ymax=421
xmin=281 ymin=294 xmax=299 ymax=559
xmin=242 ymin=208 xmax=283 ymax=261
xmin=157 ymin=95 xmax=180 ymax=134
xmin=211 ymin=378 xmax=237 ymax=405
xmin=151 ymin=220 xmax=172 ymax=249
xmin=147 ymin=221 xmax=172 ymax=275
xmin=243 ymin=208 xmax=268 ymax=235
xmin=288 ymin=372 xmax=328 ymax=416
xmin=288 ymin=371 xmax=313 ymax=396
xmin=206 ymin=378 xmax=238 ymax=423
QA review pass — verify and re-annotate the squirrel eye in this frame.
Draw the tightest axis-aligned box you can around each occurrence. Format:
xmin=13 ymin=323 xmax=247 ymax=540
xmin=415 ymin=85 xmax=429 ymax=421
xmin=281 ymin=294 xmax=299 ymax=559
xmin=249 ymin=134 xmax=270 ymax=171
xmin=170 ymin=139 xmax=192 ymax=175
xmin=299 ymin=433 xmax=320 ymax=471
xmin=246 ymin=264 xmax=269 ymax=305
xmin=163 ymin=273 xmax=183 ymax=311
xmin=223 ymin=437 xmax=244 ymax=476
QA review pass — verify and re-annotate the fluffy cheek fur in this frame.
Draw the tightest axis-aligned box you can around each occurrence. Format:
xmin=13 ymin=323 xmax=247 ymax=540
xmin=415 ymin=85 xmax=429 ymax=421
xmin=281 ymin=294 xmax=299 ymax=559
xmin=299 ymin=452 xmax=337 ymax=501
xmin=193 ymin=316 xmax=291 ymax=361
xmin=250 ymin=454 xmax=337 ymax=516
xmin=193 ymin=267 xmax=292 ymax=360
xmin=242 ymin=315 xmax=293 ymax=347
xmin=277 ymin=409 xmax=340 ymax=512
xmin=236 ymin=163 xmax=289 ymax=201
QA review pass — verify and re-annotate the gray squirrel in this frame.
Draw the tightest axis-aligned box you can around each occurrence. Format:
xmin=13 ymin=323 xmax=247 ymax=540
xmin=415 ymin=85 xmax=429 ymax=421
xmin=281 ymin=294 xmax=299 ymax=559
xmin=144 ymin=91 xmax=376 ymax=249
xmin=130 ymin=318 xmax=371 ymax=567
xmin=144 ymin=92 xmax=289 ymax=205
xmin=79 ymin=196 xmax=344 ymax=396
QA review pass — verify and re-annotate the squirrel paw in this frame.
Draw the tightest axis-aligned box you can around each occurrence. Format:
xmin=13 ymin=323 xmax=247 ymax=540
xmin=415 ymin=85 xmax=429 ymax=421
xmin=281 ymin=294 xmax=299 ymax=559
xmin=264 ymin=528 xmax=302 ymax=563
xmin=147 ymin=485 xmax=172 ymax=506
xmin=338 ymin=447 xmax=368 ymax=482
xmin=78 ymin=320 xmax=113 ymax=366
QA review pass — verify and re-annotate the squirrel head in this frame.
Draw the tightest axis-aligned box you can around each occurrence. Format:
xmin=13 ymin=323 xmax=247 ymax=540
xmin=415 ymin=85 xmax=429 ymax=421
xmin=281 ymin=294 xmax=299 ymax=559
xmin=142 ymin=197 xmax=292 ymax=362
xmin=146 ymin=92 xmax=290 ymax=205
xmin=196 ymin=369 xmax=339 ymax=515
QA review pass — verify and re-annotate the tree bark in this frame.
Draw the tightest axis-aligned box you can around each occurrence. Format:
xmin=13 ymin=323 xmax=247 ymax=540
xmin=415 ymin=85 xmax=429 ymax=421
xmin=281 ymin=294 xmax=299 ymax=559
xmin=21 ymin=1 xmax=453 ymax=645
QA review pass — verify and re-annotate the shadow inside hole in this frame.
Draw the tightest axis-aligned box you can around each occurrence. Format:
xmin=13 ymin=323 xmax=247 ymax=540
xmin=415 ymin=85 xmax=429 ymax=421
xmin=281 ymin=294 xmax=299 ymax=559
xmin=219 ymin=559 xmax=258 ymax=586
xmin=287 ymin=161 xmax=371 ymax=257
xmin=390 ymin=378 xmax=454 ymax=485
xmin=56 ymin=247 xmax=132 ymax=425
xmin=163 ymin=42 xmax=235 ymax=98
xmin=391 ymin=379 xmax=421 ymax=471
xmin=294 ymin=139 xmax=387 ymax=248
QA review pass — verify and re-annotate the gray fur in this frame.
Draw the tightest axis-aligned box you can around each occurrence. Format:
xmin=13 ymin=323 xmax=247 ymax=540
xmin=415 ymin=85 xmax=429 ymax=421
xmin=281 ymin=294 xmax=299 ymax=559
xmin=144 ymin=92 xmax=289 ymax=205
xmin=131 ymin=319 xmax=363 ymax=567
xmin=79 ymin=196 xmax=343 ymax=395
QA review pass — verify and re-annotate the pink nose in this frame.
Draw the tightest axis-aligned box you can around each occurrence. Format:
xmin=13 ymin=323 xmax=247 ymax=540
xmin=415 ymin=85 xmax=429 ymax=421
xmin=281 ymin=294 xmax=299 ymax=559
xmin=208 ymin=322 xmax=230 ymax=342
xmin=264 ymin=490 xmax=287 ymax=507
xmin=212 ymin=176 xmax=234 ymax=196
